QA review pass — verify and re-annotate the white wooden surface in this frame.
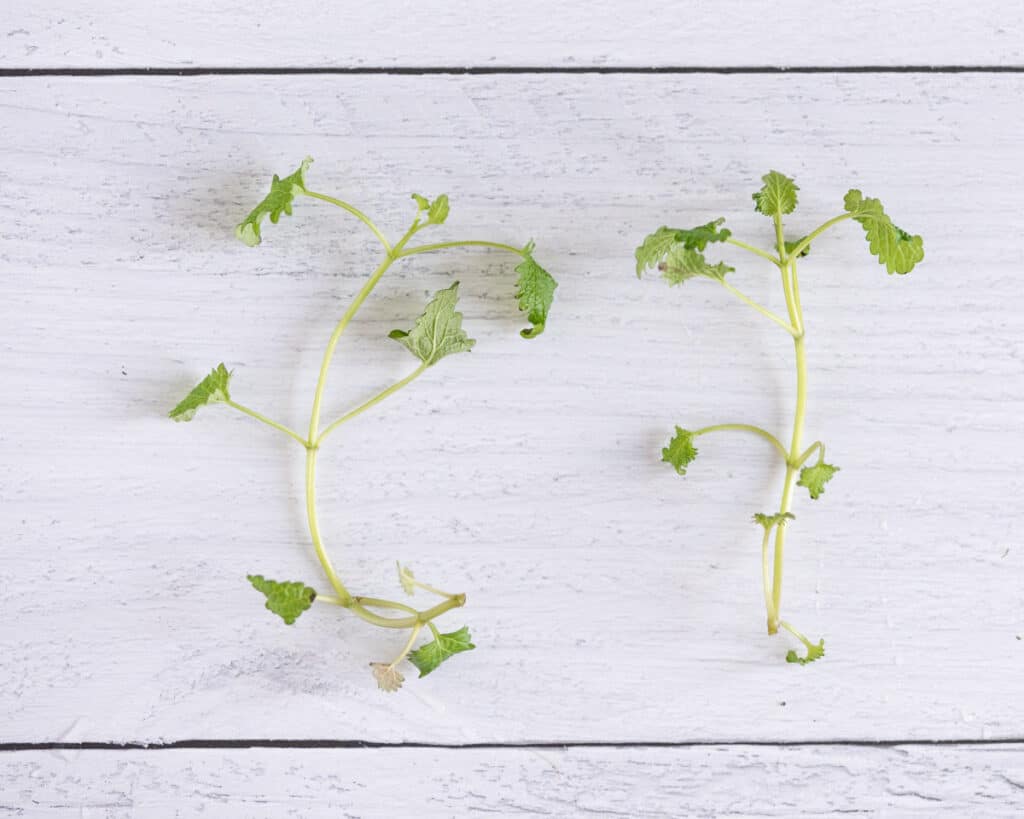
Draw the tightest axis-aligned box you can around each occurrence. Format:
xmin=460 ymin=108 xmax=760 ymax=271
xmin=2 ymin=9 xmax=1024 ymax=813
xmin=1 ymin=2 xmax=1022 ymax=69
xmin=2 ymin=744 xmax=1023 ymax=817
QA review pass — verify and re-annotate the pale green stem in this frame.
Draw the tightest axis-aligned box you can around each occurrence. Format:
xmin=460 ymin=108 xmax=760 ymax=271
xmin=761 ymin=525 xmax=778 ymax=629
xmin=725 ymin=236 xmax=781 ymax=265
xmin=389 ymin=623 xmax=423 ymax=668
xmin=398 ymin=240 xmax=525 ymax=259
xmin=692 ymin=423 xmax=789 ymax=463
xmin=305 ymin=447 xmax=351 ymax=602
xmin=780 ymin=620 xmax=816 ymax=650
xmin=304 ymin=190 xmax=392 ymax=254
xmin=718 ymin=280 xmax=798 ymax=335
xmin=786 ymin=213 xmax=853 ymax=261
xmin=224 ymin=399 xmax=309 ymax=447
xmin=412 ymin=578 xmax=458 ymax=599
xmin=317 ymin=364 xmax=429 ymax=446
xmin=794 ymin=440 xmax=824 ymax=469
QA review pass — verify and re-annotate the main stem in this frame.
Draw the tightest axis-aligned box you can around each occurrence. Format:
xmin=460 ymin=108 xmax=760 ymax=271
xmin=767 ymin=255 xmax=807 ymax=634
xmin=304 ymin=254 xmax=396 ymax=605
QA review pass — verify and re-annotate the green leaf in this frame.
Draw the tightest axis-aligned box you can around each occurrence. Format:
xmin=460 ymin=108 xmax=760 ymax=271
xmin=843 ymin=190 xmax=924 ymax=274
xmin=662 ymin=426 xmax=698 ymax=476
xmin=247 ymin=574 xmax=317 ymax=625
xmin=236 ymin=157 xmax=313 ymax=247
xmin=410 ymin=193 xmax=450 ymax=225
xmin=660 ymin=245 xmax=734 ymax=285
xmin=515 ymin=249 xmax=558 ymax=339
xmin=169 ymin=363 xmax=232 ymax=422
xmin=389 ymin=282 xmax=476 ymax=366
xmin=784 ymin=237 xmax=811 ymax=258
xmin=786 ymin=639 xmax=825 ymax=665
xmin=753 ymin=512 xmax=795 ymax=530
xmin=408 ymin=626 xmax=475 ymax=677
xmin=635 ymin=220 xmax=731 ymax=278
xmin=797 ymin=461 xmax=840 ymax=500
xmin=753 ymin=171 xmax=799 ymax=217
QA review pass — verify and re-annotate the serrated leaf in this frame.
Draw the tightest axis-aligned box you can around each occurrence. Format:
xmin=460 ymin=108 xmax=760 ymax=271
xmin=169 ymin=363 xmax=232 ymax=422
xmin=515 ymin=250 xmax=558 ymax=339
xmin=786 ymin=639 xmax=825 ymax=665
xmin=635 ymin=220 xmax=731 ymax=278
xmin=660 ymin=245 xmax=734 ymax=285
xmin=844 ymin=190 xmax=924 ymax=274
xmin=397 ymin=562 xmax=416 ymax=596
xmin=236 ymin=157 xmax=313 ymax=247
xmin=408 ymin=626 xmax=475 ymax=677
xmin=662 ymin=426 xmax=698 ymax=476
xmin=370 ymin=662 xmax=405 ymax=692
xmin=247 ymin=574 xmax=316 ymax=625
xmin=753 ymin=171 xmax=799 ymax=217
xmin=753 ymin=512 xmax=795 ymax=530
xmin=388 ymin=282 xmax=476 ymax=366
xmin=797 ymin=461 xmax=840 ymax=500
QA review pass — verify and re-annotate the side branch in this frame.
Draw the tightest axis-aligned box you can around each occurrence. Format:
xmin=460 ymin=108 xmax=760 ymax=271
xmin=692 ymin=423 xmax=789 ymax=462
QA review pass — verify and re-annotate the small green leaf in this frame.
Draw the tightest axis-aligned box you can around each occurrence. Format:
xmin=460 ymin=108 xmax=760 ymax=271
xmin=411 ymin=193 xmax=430 ymax=211
xmin=844 ymin=190 xmax=924 ymax=274
xmin=236 ymin=157 xmax=313 ymax=247
xmin=660 ymin=245 xmax=734 ymax=285
xmin=753 ymin=512 xmax=795 ymax=530
xmin=635 ymin=220 xmax=731 ymax=278
xmin=427 ymin=194 xmax=450 ymax=225
xmin=397 ymin=562 xmax=416 ymax=596
xmin=786 ymin=639 xmax=825 ymax=665
xmin=408 ymin=626 xmax=475 ymax=677
xmin=515 ymin=250 xmax=558 ymax=338
xmin=247 ymin=574 xmax=316 ymax=625
xmin=662 ymin=426 xmax=698 ymax=476
xmin=389 ymin=282 xmax=476 ymax=366
xmin=169 ymin=363 xmax=232 ymax=422
xmin=753 ymin=171 xmax=799 ymax=217
xmin=784 ymin=237 xmax=811 ymax=258
xmin=797 ymin=461 xmax=840 ymax=500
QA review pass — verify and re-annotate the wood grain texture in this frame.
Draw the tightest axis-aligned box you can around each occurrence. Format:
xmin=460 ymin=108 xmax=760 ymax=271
xmin=3 ymin=744 xmax=1024 ymax=817
xmin=0 ymin=74 xmax=1022 ymax=745
xmin=1 ymin=2 xmax=1022 ymax=69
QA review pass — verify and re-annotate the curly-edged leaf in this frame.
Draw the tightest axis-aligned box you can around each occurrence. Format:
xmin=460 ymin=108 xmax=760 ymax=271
xmin=236 ymin=157 xmax=313 ymax=247
xmin=753 ymin=512 xmax=795 ymax=530
xmin=169 ymin=363 xmax=232 ymax=422
xmin=844 ymin=190 xmax=924 ymax=274
xmin=753 ymin=171 xmax=799 ymax=217
xmin=515 ymin=250 xmax=558 ymax=339
xmin=397 ymin=562 xmax=416 ymax=596
xmin=797 ymin=461 xmax=840 ymax=500
xmin=635 ymin=220 xmax=731 ymax=278
xmin=247 ymin=574 xmax=316 ymax=625
xmin=787 ymin=639 xmax=825 ymax=665
xmin=389 ymin=282 xmax=476 ymax=365
xmin=370 ymin=662 xmax=405 ymax=692
xmin=660 ymin=245 xmax=734 ymax=285
xmin=408 ymin=626 xmax=475 ymax=677
xmin=662 ymin=426 xmax=698 ymax=476
xmin=410 ymin=193 xmax=450 ymax=225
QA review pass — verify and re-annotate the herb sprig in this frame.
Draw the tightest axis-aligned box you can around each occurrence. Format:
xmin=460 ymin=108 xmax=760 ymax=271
xmin=171 ymin=158 xmax=557 ymax=690
xmin=638 ymin=171 xmax=922 ymax=663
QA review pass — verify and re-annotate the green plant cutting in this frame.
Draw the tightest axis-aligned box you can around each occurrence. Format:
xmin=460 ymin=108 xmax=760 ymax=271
xmin=636 ymin=171 xmax=923 ymax=663
xmin=169 ymin=158 xmax=557 ymax=691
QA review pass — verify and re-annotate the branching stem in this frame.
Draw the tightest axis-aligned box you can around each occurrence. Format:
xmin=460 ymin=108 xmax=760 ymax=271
xmin=692 ymin=423 xmax=789 ymax=463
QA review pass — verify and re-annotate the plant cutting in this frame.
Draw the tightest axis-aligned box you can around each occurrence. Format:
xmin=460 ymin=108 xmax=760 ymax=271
xmin=636 ymin=171 xmax=923 ymax=663
xmin=170 ymin=158 xmax=557 ymax=691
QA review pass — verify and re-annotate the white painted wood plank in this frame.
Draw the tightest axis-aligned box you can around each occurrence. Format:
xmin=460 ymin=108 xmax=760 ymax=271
xmin=2 ymin=2 xmax=1022 ymax=69
xmin=1 ymin=74 xmax=1022 ymax=744
xmin=2 ymin=744 xmax=1023 ymax=817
